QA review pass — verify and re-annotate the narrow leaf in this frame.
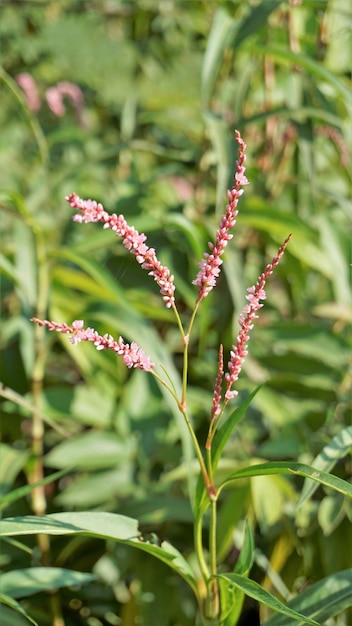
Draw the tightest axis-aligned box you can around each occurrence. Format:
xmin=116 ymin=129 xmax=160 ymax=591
xmin=0 ymin=594 xmax=38 ymax=626
xmin=251 ymin=45 xmax=352 ymax=105
xmin=234 ymin=520 xmax=255 ymax=576
xmin=1 ymin=568 xmax=96 ymax=599
xmin=201 ymin=8 xmax=237 ymax=106
xmin=216 ymin=574 xmax=319 ymax=626
xmin=0 ymin=512 xmax=140 ymax=540
xmin=0 ymin=469 xmax=70 ymax=511
xmin=262 ymin=568 xmax=352 ymax=626
xmin=0 ymin=513 xmax=198 ymax=597
xmin=297 ymin=426 xmax=352 ymax=508
xmin=218 ymin=462 xmax=352 ymax=500
xmin=232 ymin=0 xmax=283 ymax=49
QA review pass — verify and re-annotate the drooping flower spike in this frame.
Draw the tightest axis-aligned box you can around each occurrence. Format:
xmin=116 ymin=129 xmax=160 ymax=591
xmin=193 ymin=130 xmax=248 ymax=301
xmin=31 ymin=318 xmax=154 ymax=372
xmin=66 ymin=193 xmax=176 ymax=309
xmin=224 ymin=234 xmax=292 ymax=400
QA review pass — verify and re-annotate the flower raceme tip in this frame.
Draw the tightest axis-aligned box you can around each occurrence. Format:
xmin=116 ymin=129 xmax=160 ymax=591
xmin=30 ymin=318 xmax=154 ymax=372
xmin=193 ymin=130 xmax=249 ymax=301
xmin=224 ymin=234 xmax=292 ymax=401
xmin=65 ymin=193 xmax=176 ymax=309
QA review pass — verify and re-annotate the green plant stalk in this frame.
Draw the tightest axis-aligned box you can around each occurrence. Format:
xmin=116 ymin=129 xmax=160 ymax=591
xmin=207 ymin=499 xmax=220 ymax=619
xmin=30 ymin=231 xmax=50 ymax=517
xmin=31 ymin=230 xmax=65 ymax=626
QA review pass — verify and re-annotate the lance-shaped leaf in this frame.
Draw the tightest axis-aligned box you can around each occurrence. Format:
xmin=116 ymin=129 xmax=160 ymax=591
xmin=217 ymin=461 xmax=352 ymax=500
xmin=215 ymin=573 xmax=319 ymax=626
xmin=0 ymin=512 xmax=198 ymax=597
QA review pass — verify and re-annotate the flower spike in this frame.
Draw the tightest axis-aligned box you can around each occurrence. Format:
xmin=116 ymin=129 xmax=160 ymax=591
xmin=225 ymin=235 xmax=291 ymax=400
xmin=31 ymin=318 xmax=154 ymax=372
xmin=65 ymin=193 xmax=176 ymax=309
xmin=193 ymin=130 xmax=248 ymax=301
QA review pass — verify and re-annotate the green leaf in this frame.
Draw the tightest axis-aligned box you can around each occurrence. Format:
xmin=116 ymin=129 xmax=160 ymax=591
xmin=203 ymin=111 xmax=233 ymax=216
xmin=232 ymin=0 xmax=284 ymax=49
xmin=0 ymin=594 xmax=38 ymax=626
xmin=262 ymin=568 xmax=352 ymax=626
xmin=216 ymin=484 xmax=250 ymax=563
xmin=129 ymin=539 xmax=198 ymax=596
xmin=212 ymin=387 xmax=264 ymax=476
xmin=0 ymin=444 xmax=29 ymax=498
xmin=1 ymin=568 xmax=96 ymax=599
xmin=297 ymin=426 xmax=352 ymax=508
xmin=44 ymin=430 xmax=135 ymax=471
xmin=0 ymin=469 xmax=69 ymax=511
xmin=0 ymin=512 xmax=139 ymax=540
xmin=251 ymin=474 xmax=296 ymax=532
xmin=0 ymin=512 xmax=198 ymax=598
xmin=218 ymin=462 xmax=352 ymax=500
xmin=218 ymin=520 xmax=255 ymax=625
xmin=201 ymin=8 xmax=237 ymax=106
xmin=251 ymin=45 xmax=352 ymax=105
xmin=216 ymin=573 xmax=319 ymax=625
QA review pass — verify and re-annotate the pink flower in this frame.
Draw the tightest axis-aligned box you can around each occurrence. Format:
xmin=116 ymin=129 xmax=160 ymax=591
xmin=211 ymin=344 xmax=224 ymax=422
xmin=224 ymin=235 xmax=291 ymax=400
xmin=193 ymin=130 xmax=248 ymax=301
xmin=31 ymin=318 xmax=154 ymax=372
xmin=45 ymin=82 xmax=84 ymax=125
xmin=65 ymin=193 xmax=176 ymax=309
xmin=16 ymin=73 xmax=41 ymax=112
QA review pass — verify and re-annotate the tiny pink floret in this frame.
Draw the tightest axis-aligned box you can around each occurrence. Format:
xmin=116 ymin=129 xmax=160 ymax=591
xmin=66 ymin=193 xmax=175 ymax=309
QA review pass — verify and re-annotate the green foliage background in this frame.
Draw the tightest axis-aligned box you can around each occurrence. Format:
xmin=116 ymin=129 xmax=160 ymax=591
xmin=0 ymin=1 xmax=351 ymax=625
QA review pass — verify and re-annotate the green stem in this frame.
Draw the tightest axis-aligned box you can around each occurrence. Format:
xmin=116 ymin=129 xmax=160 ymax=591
xmin=194 ymin=512 xmax=210 ymax=583
xmin=208 ymin=499 xmax=219 ymax=617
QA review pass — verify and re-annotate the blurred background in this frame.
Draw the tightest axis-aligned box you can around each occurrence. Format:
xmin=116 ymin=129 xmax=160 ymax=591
xmin=0 ymin=1 xmax=351 ymax=625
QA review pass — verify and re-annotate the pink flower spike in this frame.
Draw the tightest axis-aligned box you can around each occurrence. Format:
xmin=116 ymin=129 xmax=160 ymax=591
xmin=224 ymin=235 xmax=291 ymax=399
xmin=16 ymin=73 xmax=41 ymax=112
xmin=30 ymin=318 xmax=154 ymax=372
xmin=211 ymin=344 xmax=224 ymax=422
xmin=193 ymin=130 xmax=248 ymax=301
xmin=65 ymin=193 xmax=175 ymax=309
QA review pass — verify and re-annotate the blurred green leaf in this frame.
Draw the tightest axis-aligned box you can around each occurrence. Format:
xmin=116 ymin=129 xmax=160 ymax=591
xmin=1 ymin=567 xmax=96 ymax=599
xmin=216 ymin=573 xmax=319 ymax=626
xmin=0 ymin=594 xmax=38 ymax=626
xmin=297 ymin=426 xmax=352 ymax=508
xmin=44 ymin=430 xmax=135 ymax=471
xmin=262 ymin=568 xmax=352 ymax=626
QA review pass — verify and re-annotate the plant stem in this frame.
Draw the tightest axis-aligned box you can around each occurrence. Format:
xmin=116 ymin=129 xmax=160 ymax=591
xmin=30 ymin=228 xmax=65 ymax=626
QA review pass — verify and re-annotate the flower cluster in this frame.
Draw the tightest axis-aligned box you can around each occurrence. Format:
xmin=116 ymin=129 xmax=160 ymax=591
xmin=66 ymin=193 xmax=176 ymax=309
xmin=31 ymin=318 xmax=154 ymax=372
xmin=193 ymin=130 xmax=248 ymax=301
xmin=16 ymin=74 xmax=84 ymax=125
xmin=224 ymin=235 xmax=292 ymax=400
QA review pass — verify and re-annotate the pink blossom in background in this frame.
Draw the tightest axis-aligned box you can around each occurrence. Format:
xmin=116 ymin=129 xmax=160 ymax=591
xmin=66 ymin=193 xmax=176 ymax=309
xmin=15 ymin=75 xmax=85 ymax=125
xmin=16 ymin=73 xmax=41 ymax=112
xmin=224 ymin=235 xmax=291 ymax=400
xmin=31 ymin=318 xmax=154 ymax=372
xmin=45 ymin=82 xmax=84 ymax=125
xmin=193 ymin=130 xmax=248 ymax=301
